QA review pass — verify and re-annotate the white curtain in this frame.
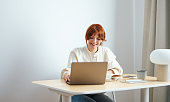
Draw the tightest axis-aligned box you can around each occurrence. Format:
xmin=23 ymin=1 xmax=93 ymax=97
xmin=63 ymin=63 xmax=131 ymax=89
xmin=142 ymin=0 xmax=169 ymax=102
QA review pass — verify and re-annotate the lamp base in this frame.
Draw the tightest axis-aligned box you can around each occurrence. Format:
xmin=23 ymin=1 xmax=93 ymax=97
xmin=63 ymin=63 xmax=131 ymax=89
xmin=157 ymin=65 xmax=170 ymax=81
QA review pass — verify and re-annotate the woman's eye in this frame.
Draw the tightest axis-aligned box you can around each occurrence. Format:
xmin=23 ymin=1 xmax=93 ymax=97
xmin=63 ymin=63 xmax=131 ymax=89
xmin=97 ymin=38 xmax=101 ymax=40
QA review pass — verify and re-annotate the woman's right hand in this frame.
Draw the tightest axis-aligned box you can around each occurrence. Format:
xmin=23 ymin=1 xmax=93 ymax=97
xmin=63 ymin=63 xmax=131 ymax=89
xmin=64 ymin=72 xmax=70 ymax=82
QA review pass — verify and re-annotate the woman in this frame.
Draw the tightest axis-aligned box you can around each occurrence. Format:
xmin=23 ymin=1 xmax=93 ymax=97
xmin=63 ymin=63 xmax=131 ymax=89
xmin=62 ymin=24 xmax=123 ymax=102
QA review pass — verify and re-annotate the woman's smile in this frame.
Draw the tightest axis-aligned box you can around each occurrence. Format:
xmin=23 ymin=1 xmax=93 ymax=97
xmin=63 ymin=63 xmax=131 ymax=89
xmin=91 ymin=43 xmax=97 ymax=46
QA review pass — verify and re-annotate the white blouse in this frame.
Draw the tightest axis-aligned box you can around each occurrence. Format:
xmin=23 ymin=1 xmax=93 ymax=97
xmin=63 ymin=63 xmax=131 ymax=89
xmin=62 ymin=46 xmax=123 ymax=78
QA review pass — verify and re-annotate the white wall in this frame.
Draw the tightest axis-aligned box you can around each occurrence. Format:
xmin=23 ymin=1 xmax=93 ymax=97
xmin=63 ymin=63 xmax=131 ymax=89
xmin=0 ymin=0 xmax=144 ymax=102
xmin=133 ymin=0 xmax=145 ymax=102
xmin=112 ymin=0 xmax=144 ymax=102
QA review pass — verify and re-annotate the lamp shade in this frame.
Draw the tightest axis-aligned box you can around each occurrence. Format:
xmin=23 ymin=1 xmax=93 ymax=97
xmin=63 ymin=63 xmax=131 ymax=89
xmin=150 ymin=49 xmax=170 ymax=65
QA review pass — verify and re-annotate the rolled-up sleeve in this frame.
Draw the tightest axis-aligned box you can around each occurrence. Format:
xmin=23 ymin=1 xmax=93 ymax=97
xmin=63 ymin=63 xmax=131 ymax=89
xmin=104 ymin=48 xmax=123 ymax=75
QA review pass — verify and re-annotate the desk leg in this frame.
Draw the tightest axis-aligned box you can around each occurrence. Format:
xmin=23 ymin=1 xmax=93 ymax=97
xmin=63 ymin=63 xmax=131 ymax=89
xmin=48 ymin=88 xmax=72 ymax=102
xmin=141 ymin=88 xmax=149 ymax=102
xmin=62 ymin=95 xmax=71 ymax=102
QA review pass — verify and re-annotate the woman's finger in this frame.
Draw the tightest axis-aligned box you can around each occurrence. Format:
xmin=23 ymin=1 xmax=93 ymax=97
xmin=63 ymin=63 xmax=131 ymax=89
xmin=65 ymin=74 xmax=70 ymax=82
xmin=67 ymin=75 xmax=70 ymax=81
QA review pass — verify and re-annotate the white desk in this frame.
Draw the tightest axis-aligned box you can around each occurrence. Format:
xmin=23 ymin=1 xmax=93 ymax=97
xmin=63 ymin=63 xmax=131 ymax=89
xmin=32 ymin=76 xmax=170 ymax=102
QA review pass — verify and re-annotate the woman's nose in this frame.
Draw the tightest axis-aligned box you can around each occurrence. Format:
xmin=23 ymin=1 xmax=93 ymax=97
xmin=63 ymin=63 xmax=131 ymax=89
xmin=94 ymin=38 xmax=97 ymax=43
xmin=92 ymin=38 xmax=97 ymax=43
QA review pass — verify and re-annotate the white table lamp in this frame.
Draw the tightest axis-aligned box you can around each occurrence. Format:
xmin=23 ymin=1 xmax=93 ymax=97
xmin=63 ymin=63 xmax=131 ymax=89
xmin=150 ymin=49 xmax=170 ymax=81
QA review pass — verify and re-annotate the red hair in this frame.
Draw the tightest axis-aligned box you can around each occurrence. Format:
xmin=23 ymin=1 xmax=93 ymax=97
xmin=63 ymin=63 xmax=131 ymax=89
xmin=85 ymin=24 xmax=106 ymax=44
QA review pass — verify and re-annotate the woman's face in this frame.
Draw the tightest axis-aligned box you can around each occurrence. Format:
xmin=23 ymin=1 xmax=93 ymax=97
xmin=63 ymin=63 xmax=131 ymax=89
xmin=87 ymin=34 xmax=102 ymax=52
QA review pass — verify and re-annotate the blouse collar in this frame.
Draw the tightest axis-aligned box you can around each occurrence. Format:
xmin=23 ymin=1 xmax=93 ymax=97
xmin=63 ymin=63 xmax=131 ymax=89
xmin=85 ymin=45 xmax=100 ymax=56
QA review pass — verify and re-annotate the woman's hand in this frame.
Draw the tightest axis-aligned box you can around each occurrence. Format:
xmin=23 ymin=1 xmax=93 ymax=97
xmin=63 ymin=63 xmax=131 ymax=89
xmin=64 ymin=72 xmax=70 ymax=82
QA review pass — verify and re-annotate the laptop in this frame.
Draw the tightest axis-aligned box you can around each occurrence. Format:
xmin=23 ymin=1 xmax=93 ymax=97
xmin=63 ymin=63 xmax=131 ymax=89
xmin=66 ymin=62 xmax=108 ymax=85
